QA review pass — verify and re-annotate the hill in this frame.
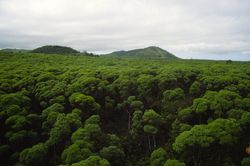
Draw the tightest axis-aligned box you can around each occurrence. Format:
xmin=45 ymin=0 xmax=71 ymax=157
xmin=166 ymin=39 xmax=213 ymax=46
xmin=31 ymin=45 xmax=80 ymax=54
xmin=104 ymin=46 xmax=178 ymax=59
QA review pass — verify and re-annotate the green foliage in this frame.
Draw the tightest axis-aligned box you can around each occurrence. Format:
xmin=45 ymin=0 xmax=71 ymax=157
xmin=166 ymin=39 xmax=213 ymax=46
xmin=5 ymin=115 xmax=28 ymax=130
xmin=106 ymin=134 xmax=121 ymax=147
xmin=19 ymin=143 xmax=48 ymax=166
xmin=130 ymin=110 xmax=143 ymax=138
xmin=71 ymin=115 xmax=102 ymax=152
xmin=69 ymin=92 xmax=100 ymax=113
xmin=71 ymin=128 xmax=88 ymax=143
xmin=46 ymin=114 xmax=72 ymax=146
xmin=84 ymin=115 xmax=100 ymax=125
xmin=143 ymin=109 xmax=163 ymax=127
xmin=144 ymin=125 xmax=158 ymax=135
xmin=61 ymin=144 xmax=92 ymax=164
xmin=66 ymin=112 xmax=82 ymax=130
xmin=0 ymin=92 xmax=31 ymax=114
xmin=142 ymin=109 xmax=163 ymax=135
xmin=192 ymin=98 xmax=209 ymax=113
xmin=150 ymin=148 xmax=167 ymax=166
xmin=240 ymin=112 xmax=250 ymax=126
xmin=227 ymin=109 xmax=245 ymax=120
xmin=189 ymin=81 xmax=202 ymax=96
xmin=100 ymin=146 xmax=125 ymax=165
xmin=0 ymin=51 xmax=249 ymax=166
xmin=241 ymin=157 xmax=250 ymax=166
xmin=164 ymin=159 xmax=186 ymax=166
xmin=163 ymin=88 xmax=185 ymax=102
xmin=71 ymin=155 xmax=110 ymax=166
xmin=42 ymin=103 xmax=64 ymax=117
xmin=173 ymin=119 xmax=241 ymax=152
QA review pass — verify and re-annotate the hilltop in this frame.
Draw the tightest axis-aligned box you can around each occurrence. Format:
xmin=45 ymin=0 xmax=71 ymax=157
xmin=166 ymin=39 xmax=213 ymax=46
xmin=31 ymin=45 xmax=80 ymax=54
xmin=104 ymin=46 xmax=178 ymax=59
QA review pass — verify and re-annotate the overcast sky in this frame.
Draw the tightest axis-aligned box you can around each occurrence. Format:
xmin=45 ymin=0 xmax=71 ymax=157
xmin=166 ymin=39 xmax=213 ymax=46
xmin=0 ymin=0 xmax=250 ymax=60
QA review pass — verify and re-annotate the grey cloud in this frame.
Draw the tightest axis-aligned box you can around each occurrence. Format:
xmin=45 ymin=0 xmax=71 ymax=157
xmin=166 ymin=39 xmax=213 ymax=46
xmin=0 ymin=0 xmax=250 ymax=60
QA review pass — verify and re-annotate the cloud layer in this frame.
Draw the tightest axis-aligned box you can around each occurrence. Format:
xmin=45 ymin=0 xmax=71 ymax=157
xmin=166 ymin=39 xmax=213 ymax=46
xmin=0 ymin=0 xmax=250 ymax=60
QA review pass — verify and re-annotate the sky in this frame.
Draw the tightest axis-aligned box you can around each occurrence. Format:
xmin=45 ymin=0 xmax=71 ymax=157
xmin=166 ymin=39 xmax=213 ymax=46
xmin=0 ymin=0 xmax=250 ymax=60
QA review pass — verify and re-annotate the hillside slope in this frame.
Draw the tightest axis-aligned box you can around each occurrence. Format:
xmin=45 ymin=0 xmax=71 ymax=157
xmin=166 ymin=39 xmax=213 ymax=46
xmin=104 ymin=46 xmax=178 ymax=59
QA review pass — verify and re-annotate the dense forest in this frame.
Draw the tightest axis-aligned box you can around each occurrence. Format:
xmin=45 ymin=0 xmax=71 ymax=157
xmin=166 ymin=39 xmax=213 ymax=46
xmin=0 ymin=51 xmax=250 ymax=166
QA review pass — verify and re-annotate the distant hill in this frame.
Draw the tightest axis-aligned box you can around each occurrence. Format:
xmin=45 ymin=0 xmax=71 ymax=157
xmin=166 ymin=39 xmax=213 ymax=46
xmin=31 ymin=45 xmax=80 ymax=54
xmin=104 ymin=46 xmax=178 ymax=59
xmin=1 ymin=48 xmax=30 ymax=53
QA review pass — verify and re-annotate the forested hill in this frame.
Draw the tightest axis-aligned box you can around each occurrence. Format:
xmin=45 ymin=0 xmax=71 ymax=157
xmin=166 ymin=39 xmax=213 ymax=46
xmin=104 ymin=46 xmax=178 ymax=59
xmin=31 ymin=45 xmax=80 ymax=54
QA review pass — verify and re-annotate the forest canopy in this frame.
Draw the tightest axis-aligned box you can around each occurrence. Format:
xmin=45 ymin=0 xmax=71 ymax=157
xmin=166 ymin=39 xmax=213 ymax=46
xmin=0 ymin=51 xmax=249 ymax=166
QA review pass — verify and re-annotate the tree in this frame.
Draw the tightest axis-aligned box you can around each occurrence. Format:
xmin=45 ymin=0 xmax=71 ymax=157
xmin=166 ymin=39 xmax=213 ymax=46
xmin=5 ymin=115 xmax=28 ymax=130
xmin=143 ymin=109 xmax=163 ymax=149
xmin=191 ymin=98 xmax=210 ymax=123
xmin=0 ymin=92 xmax=31 ymax=112
xmin=34 ymin=80 xmax=66 ymax=107
xmin=41 ymin=103 xmax=64 ymax=118
xmin=68 ymin=76 xmax=107 ymax=103
xmin=173 ymin=119 xmax=241 ymax=166
xmin=189 ymin=81 xmax=202 ymax=96
xmin=84 ymin=115 xmax=100 ymax=125
xmin=130 ymin=110 xmax=143 ymax=139
xmin=5 ymin=130 xmax=37 ymax=149
xmin=84 ymin=124 xmax=102 ymax=140
xmin=240 ymin=112 xmax=250 ymax=126
xmin=69 ymin=92 xmax=100 ymax=117
xmin=66 ymin=111 xmax=82 ymax=130
xmin=42 ymin=111 xmax=60 ymax=133
xmin=71 ymin=128 xmax=89 ymax=143
xmin=116 ymin=96 xmax=144 ymax=131
xmin=112 ymin=75 xmax=137 ymax=99
xmin=163 ymin=88 xmax=184 ymax=102
xmin=100 ymin=146 xmax=125 ymax=165
xmin=192 ymin=98 xmax=209 ymax=114
xmin=150 ymin=147 xmax=167 ymax=166
xmin=136 ymin=74 xmax=158 ymax=105
xmin=61 ymin=144 xmax=92 ymax=164
xmin=203 ymin=90 xmax=240 ymax=118
xmin=46 ymin=114 xmax=71 ymax=147
xmin=71 ymin=115 xmax=102 ymax=151
xmin=106 ymin=134 xmax=121 ymax=147
xmin=162 ymin=88 xmax=185 ymax=114
xmin=19 ymin=143 xmax=48 ymax=166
